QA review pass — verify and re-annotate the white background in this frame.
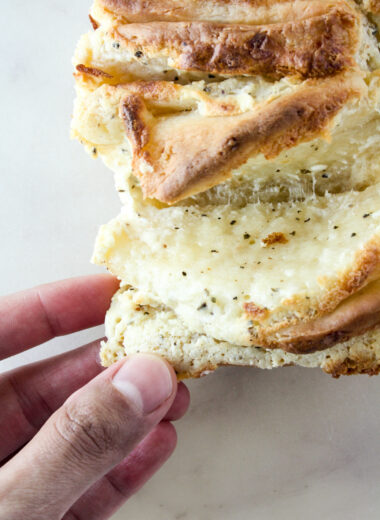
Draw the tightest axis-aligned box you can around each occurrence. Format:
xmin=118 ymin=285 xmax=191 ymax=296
xmin=1 ymin=2 xmax=380 ymax=519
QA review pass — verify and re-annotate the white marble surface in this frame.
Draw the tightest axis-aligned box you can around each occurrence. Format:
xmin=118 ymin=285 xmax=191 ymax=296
xmin=1 ymin=2 xmax=380 ymax=519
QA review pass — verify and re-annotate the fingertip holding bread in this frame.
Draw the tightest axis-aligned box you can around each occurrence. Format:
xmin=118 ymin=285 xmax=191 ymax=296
xmin=73 ymin=0 xmax=380 ymax=377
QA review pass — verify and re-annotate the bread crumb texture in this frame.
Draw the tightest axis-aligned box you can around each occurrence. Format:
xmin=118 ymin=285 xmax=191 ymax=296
xmin=72 ymin=0 xmax=380 ymax=376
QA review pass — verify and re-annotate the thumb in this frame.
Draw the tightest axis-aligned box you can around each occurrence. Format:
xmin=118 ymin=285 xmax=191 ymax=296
xmin=0 ymin=354 xmax=177 ymax=519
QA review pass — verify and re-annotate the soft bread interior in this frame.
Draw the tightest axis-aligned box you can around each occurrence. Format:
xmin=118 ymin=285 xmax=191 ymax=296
xmin=93 ymin=184 xmax=380 ymax=350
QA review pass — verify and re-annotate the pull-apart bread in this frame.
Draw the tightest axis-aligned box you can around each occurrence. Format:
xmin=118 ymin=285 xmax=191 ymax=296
xmin=72 ymin=0 xmax=380 ymax=377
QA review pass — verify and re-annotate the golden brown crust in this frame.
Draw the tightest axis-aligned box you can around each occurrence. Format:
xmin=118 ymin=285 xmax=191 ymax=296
xmin=76 ymin=64 xmax=112 ymax=78
xmin=318 ymin=240 xmax=380 ymax=314
xmin=250 ymin=278 xmax=380 ymax=354
xmin=243 ymin=302 xmax=269 ymax=318
xmin=176 ymin=364 xmax=218 ymax=380
xmin=115 ymin=7 xmax=358 ymax=79
xmin=325 ymin=360 xmax=380 ymax=377
xmin=98 ymin=0 xmax=353 ymax=25
xmin=118 ymin=73 xmax=364 ymax=204
xmin=120 ymin=94 xmax=150 ymax=149
xmin=89 ymin=14 xmax=100 ymax=30
xmin=323 ymin=350 xmax=380 ymax=377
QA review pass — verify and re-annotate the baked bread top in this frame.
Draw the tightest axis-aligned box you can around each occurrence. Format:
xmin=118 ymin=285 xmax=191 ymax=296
xmin=74 ymin=0 xmax=380 ymax=202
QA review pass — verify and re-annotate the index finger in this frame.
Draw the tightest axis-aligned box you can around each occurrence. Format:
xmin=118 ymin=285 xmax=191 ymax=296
xmin=0 ymin=274 xmax=119 ymax=361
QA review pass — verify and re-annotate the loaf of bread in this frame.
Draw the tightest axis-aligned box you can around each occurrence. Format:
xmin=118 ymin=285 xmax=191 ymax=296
xmin=72 ymin=0 xmax=380 ymax=377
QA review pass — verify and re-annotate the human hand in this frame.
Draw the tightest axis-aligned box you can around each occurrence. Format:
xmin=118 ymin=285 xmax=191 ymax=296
xmin=0 ymin=275 xmax=190 ymax=519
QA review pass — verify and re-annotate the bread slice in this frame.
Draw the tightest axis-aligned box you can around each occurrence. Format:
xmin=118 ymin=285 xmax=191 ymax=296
xmin=72 ymin=1 xmax=380 ymax=203
xmin=92 ymin=181 xmax=380 ymax=353
xmin=72 ymin=0 xmax=380 ymax=376
xmin=100 ymin=285 xmax=380 ymax=378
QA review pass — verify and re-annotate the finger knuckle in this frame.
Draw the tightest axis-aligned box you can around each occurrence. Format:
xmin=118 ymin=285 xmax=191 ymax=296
xmin=55 ymin=401 xmax=122 ymax=460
